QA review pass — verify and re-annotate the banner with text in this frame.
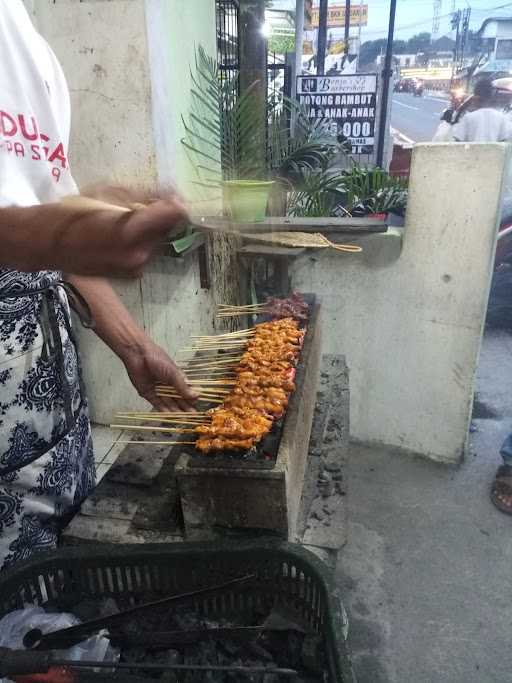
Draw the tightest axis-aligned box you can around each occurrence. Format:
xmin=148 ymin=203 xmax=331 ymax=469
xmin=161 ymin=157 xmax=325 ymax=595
xmin=306 ymin=4 xmax=368 ymax=28
xmin=297 ymin=74 xmax=378 ymax=155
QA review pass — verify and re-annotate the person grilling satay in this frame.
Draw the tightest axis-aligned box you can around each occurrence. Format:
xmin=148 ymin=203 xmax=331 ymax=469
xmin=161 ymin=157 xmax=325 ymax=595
xmin=0 ymin=0 xmax=197 ymax=569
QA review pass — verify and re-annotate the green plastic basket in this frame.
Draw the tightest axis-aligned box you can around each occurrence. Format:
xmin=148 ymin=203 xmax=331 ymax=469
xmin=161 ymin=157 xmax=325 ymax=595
xmin=0 ymin=540 xmax=356 ymax=682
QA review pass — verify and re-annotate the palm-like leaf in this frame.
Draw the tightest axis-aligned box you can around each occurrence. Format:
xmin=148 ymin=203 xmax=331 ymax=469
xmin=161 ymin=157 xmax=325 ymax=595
xmin=287 ymin=169 xmax=344 ymax=217
xmin=181 ymin=46 xmax=265 ymax=183
xmin=338 ymin=167 xmax=408 ymax=215
xmin=182 ymin=46 xmax=348 ymax=187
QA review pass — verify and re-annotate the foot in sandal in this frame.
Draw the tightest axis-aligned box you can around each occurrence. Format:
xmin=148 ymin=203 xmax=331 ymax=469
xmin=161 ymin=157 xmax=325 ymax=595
xmin=491 ymin=465 xmax=512 ymax=514
xmin=491 ymin=433 xmax=512 ymax=515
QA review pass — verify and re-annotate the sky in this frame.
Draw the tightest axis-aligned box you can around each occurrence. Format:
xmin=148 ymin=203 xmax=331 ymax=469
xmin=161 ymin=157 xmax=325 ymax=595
xmin=308 ymin=0 xmax=512 ymax=41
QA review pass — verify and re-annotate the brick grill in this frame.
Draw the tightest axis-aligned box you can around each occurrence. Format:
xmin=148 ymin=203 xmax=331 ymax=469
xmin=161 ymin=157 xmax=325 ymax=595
xmin=63 ymin=303 xmax=322 ymax=545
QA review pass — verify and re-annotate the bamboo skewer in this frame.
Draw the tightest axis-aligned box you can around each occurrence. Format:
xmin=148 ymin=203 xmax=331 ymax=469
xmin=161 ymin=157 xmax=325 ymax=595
xmin=114 ymin=440 xmax=198 ymax=446
xmin=155 ymin=393 xmax=223 ymax=404
xmin=116 ymin=412 xmax=207 ymax=417
xmin=218 ymin=304 xmax=264 ymax=310
xmin=181 ymin=356 xmax=242 ymax=364
xmin=157 ymin=390 xmax=229 ymax=398
xmin=190 ymin=329 xmax=255 ymax=339
xmin=110 ymin=424 xmax=199 ymax=434
xmin=218 ymin=303 xmax=264 ymax=308
xmin=114 ymin=417 xmax=208 ymax=427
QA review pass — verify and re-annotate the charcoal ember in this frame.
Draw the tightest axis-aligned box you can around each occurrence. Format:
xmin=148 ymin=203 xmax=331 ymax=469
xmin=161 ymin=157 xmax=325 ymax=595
xmin=121 ymin=646 xmax=147 ymax=664
xmin=301 ymin=634 xmax=323 ymax=673
xmin=146 ymin=649 xmax=182 ymax=666
xmin=65 ymin=598 xmax=101 ymax=621
xmin=244 ymin=641 xmax=274 ymax=662
xmin=100 ymin=597 xmax=121 ymax=617
xmin=172 ymin=611 xmax=206 ymax=632
xmin=218 ymin=637 xmax=240 ymax=657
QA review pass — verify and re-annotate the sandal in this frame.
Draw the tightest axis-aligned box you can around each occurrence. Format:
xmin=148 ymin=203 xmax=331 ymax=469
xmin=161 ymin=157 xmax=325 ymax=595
xmin=491 ymin=464 xmax=512 ymax=515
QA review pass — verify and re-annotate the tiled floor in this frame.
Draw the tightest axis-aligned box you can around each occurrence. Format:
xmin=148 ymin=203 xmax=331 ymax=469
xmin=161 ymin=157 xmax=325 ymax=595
xmin=91 ymin=424 xmax=125 ymax=482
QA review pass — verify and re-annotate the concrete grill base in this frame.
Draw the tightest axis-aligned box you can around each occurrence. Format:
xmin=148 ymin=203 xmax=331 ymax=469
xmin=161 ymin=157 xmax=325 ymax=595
xmin=175 ymin=303 xmax=322 ymax=541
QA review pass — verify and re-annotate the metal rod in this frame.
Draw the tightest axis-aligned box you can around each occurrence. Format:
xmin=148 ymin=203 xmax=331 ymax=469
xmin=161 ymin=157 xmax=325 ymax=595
xmin=317 ymin=0 xmax=328 ymax=74
xmin=344 ymin=0 xmax=351 ymax=57
xmin=294 ymin=0 xmax=305 ymax=90
xmin=26 ymin=574 xmax=256 ymax=651
xmin=66 ymin=662 xmax=299 ymax=676
xmin=0 ymin=648 xmax=298 ymax=678
xmin=356 ymin=0 xmax=363 ymax=69
xmin=376 ymin=0 xmax=397 ymax=168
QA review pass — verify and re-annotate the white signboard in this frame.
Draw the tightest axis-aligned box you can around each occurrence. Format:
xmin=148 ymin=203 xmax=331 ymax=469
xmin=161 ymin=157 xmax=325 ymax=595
xmin=297 ymin=74 xmax=378 ymax=154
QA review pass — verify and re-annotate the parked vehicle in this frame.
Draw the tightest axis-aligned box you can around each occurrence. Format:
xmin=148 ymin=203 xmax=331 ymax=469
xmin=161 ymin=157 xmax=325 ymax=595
xmin=394 ymin=78 xmax=416 ymax=93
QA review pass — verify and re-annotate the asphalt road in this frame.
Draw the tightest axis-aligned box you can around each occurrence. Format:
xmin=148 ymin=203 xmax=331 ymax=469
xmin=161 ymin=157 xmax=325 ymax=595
xmin=391 ymin=91 xmax=448 ymax=143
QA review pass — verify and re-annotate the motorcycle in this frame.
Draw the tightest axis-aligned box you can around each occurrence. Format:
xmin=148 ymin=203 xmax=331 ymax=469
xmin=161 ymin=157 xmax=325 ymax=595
xmin=413 ymin=81 xmax=424 ymax=97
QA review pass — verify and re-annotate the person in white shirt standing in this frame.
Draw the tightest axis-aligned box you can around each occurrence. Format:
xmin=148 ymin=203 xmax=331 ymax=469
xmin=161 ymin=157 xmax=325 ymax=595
xmin=0 ymin=1 xmax=197 ymax=568
xmin=442 ymin=78 xmax=512 ymax=515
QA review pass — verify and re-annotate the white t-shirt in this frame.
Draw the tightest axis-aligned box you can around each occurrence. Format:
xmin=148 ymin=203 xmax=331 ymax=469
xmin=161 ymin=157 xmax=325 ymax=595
xmin=453 ymin=108 xmax=512 ymax=214
xmin=0 ymin=0 xmax=77 ymax=207
xmin=452 ymin=108 xmax=512 ymax=143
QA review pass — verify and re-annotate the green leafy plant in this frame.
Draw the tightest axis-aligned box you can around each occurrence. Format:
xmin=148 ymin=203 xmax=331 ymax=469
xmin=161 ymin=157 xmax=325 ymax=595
xmin=181 ymin=46 xmax=347 ymax=190
xmin=181 ymin=46 xmax=265 ymax=185
xmin=287 ymin=169 xmax=346 ymax=218
xmin=337 ymin=167 xmax=408 ymax=216
xmin=287 ymin=166 xmax=408 ymax=218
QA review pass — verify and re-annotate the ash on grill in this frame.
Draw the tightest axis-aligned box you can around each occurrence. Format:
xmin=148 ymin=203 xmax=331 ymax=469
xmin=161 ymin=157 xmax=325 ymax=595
xmin=41 ymin=594 xmax=327 ymax=682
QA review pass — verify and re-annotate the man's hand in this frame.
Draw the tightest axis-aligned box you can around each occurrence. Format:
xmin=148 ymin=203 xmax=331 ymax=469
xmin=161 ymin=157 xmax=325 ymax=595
xmin=0 ymin=195 xmax=189 ymax=278
xmin=122 ymin=339 xmax=198 ymax=412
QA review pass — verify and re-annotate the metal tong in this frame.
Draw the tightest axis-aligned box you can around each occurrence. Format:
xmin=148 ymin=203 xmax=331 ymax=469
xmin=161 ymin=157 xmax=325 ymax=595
xmin=23 ymin=573 xmax=256 ymax=651
xmin=0 ymin=648 xmax=298 ymax=679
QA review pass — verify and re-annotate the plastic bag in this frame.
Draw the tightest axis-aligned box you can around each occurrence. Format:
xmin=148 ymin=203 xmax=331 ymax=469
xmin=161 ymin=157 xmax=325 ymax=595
xmin=0 ymin=607 xmax=118 ymax=683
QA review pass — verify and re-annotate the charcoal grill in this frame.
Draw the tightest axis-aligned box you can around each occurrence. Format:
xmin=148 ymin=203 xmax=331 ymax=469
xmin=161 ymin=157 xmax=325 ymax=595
xmin=176 ymin=299 xmax=322 ymax=539
xmin=0 ymin=540 xmax=355 ymax=682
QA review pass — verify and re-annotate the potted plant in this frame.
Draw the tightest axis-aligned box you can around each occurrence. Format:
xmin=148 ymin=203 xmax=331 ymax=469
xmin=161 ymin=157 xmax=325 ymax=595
xmin=181 ymin=47 xmax=273 ymax=223
xmin=181 ymin=47 xmax=347 ymax=222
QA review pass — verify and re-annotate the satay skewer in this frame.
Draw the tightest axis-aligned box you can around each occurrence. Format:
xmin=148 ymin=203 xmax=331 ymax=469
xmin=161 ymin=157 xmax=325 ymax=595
xmin=114 ymin=417 xmax=208 ymax=427
xmin=110 ymin=424 xmax=200 ymax=434
xmin=114 ymin=440 xmax=197 ymax=446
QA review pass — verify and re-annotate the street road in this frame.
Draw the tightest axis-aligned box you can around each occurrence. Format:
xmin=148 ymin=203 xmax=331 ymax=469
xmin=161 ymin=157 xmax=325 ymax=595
xmin=391 ymin=91 xmax=448 ymax=143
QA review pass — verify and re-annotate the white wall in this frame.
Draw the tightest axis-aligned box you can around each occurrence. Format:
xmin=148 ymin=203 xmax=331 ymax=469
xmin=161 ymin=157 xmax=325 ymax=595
xmin=29 ymin=0 xmax=218 ymax=422
xmin=291 ymin=143 xmax=507 ymax=464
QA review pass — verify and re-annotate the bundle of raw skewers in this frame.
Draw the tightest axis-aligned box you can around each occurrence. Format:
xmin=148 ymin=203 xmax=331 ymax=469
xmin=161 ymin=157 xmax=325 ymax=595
xmin=112 ymin=317 xmax=305 ymax=455
xmin=217 ymin=292 xmax=309 ymax=321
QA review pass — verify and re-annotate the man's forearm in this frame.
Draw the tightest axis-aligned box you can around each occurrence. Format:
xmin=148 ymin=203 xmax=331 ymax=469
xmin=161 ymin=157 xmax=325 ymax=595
xmin=0 ymin=203 xmax=123 ymax=273
xmin=66 ymin=274 xmax=196 ymax=410
xmin=65 ymin=274 xmax=147 ymax=360
xmin=0 ymin=196 xmax=188 ymax=278
xmin=1 ymin=204 xmax=66 ymax=270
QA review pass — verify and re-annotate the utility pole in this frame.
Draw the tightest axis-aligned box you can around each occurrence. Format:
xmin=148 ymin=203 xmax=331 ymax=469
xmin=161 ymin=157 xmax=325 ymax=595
xmin=239 ymin=0 xmax=267 ymax=175
xmin=376 ymin=0 xmax=397 ymax=168
xmin=293 ymin=0 xmax=305 ymax=92
xmin=432 ymin=0 xmax=442 ymax=41
xmin=356 ymin=0 xmax=364 ymax=69
xmin=345 ymin=0 xmax=351 ymax=58
xmin=451 ymin=8 xmax=461 ymax=82
xmin=460 ymin=6 xmax=471 ymax=68
xmin=317 ymin=0 xmax=328 ymax=74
